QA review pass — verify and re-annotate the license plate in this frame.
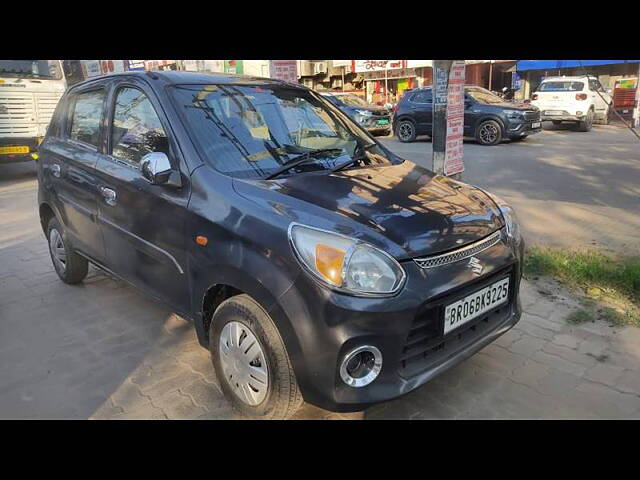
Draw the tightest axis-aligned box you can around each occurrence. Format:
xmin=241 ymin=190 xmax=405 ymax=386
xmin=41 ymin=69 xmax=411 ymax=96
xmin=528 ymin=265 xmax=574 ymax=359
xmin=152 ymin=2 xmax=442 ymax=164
xmin=376 ymin=119 xmax=389 ymax=126
xmin=531 ymin=122 xmax=541 ymax=128
xmin=0 ymin=146 xmax=29 ymax=154
xmin=443 ymin=277 xmax=510 ymax=335
xmin=544 ymin=111 xmax=562 ymax=116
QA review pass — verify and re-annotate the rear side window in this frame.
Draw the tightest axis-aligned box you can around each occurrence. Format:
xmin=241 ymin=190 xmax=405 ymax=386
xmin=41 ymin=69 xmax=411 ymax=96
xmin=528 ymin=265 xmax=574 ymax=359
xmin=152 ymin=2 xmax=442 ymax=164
xmin=410 ymin=90 xmax=432 ymax=103
xmin=588 ymin=79 xmax=603 ymax=91
xmin=110 ymin=87 xmax=169 ymax=165
xmin=538 ymin=81 xmax=584 ymax=92
xmin=69 ymin=89 xmax=105 ymax=147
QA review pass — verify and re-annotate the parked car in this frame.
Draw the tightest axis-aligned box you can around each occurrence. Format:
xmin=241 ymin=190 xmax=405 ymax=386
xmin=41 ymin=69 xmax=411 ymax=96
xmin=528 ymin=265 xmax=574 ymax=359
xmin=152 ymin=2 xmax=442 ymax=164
xmin=37 ymin=71 xmax=524 ymax=418
xmin=393 ymin=85 xmax=542 ymax=145
xmin=531 ymin=75 xmax=613 ymax=131
xmin=320 ymin=92 xmax=391 ymax=136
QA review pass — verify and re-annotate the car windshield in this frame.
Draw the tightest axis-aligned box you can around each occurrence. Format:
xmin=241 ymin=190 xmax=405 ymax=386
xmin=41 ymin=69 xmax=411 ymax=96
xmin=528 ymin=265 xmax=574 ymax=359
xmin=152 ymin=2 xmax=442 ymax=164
xmin=171 ymin=83 xmax=392 ymax=179
xmin=0 ymin=60 xmax=63 ymax=80
xmin=465 ymin=87 xmax=504 ymax=104
xmin=538 ymin=81 xmax=584 ymax=92
xmin=335 ymin=94 xmax=370 ymax=107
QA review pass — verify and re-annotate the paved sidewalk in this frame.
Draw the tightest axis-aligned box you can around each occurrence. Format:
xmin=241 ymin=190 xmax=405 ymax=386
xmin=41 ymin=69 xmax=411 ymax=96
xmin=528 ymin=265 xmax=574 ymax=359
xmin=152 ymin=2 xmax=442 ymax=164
xmin=1 ymin=162 xmax=639 ymax=420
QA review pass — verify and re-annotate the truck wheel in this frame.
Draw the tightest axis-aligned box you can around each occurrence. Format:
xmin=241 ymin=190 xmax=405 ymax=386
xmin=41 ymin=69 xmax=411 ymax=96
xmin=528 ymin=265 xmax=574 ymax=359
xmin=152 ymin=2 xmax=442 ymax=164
xmin=577 ymin=110 xmax=594 ymax=132
xmin=396 ymin=119 xmax=417 ymax=143
xmin=209 ymin=294 xmax=303 ymax=419
xmin=476 ymin=119 xmax=503 ymax=146
xmin=47 ymin=217 xmax=88 ymax=284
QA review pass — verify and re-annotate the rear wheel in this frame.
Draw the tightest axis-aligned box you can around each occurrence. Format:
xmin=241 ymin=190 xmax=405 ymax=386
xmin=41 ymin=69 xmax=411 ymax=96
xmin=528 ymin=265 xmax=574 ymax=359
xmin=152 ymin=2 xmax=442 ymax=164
xmin=577 ymin=110 xmax=594 ymax=132
xmin=47 ymin=217 xmax=88 ymax=284
xmin=475 ymin=119 xmax=503 ymax=146
xmin=396 ymin=119 xmax=417 ymax=143
xmin=210 ymin=294 xmax=303 ymax=419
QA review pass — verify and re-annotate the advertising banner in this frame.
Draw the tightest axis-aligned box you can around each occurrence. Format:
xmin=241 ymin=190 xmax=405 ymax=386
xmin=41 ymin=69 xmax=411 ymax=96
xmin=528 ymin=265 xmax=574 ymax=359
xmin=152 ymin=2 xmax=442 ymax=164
xmin=224 ymin=60 xmax=243 ymax=75
xmin=353 ymin=60 xmax=404 ymax=73
xmin=269 ymin=60 xmax=298 ymax=83
xmin=444 ymin=61 xmax=466 ymax=176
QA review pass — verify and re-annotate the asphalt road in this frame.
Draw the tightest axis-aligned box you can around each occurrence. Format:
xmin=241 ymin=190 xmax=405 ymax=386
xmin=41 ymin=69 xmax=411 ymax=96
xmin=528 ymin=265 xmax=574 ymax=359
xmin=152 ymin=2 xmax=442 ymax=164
xmin=380 ymin=122 xmax=640 ymax=256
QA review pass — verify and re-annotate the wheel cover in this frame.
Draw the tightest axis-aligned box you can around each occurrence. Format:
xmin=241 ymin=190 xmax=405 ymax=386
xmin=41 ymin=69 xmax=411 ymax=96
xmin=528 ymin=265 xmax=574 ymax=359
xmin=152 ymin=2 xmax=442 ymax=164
xmin=219 ymin=321 xmax=269 ymax=406
xmin=398 ymin=121 xmax=414 ymax=140
xmin=49 ymin=228 xmax=66 ymax=273
xmin=479 ymin=123 xmax=499 ymax=143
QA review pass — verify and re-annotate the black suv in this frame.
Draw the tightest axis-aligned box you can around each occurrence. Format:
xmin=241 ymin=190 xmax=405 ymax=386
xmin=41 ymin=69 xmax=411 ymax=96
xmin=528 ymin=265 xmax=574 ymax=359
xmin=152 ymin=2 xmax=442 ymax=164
xmin=37 ymin=71 xmax=524 ymax=418
xmin=394 ymin=85 xmax=542 ymax=145
xmin=321 ymin=92 xmax=391 ymax=136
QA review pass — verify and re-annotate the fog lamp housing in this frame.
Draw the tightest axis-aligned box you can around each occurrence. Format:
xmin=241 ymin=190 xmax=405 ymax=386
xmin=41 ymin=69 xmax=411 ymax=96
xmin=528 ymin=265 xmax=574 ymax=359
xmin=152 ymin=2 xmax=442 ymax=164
xmin=339 ymin=346 xmax=382 ymax=388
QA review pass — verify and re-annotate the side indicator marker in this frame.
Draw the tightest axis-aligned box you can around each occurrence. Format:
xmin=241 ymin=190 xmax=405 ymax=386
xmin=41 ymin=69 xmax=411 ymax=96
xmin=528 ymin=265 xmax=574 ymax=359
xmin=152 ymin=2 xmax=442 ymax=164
xmin=195 ymin=235 xmax=208 ymax=246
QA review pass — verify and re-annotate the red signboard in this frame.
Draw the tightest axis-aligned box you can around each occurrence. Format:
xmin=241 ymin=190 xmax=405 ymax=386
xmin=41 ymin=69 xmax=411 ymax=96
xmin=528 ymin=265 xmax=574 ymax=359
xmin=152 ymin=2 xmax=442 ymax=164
xmin=444 ymin=61 xmax=466 ymax=176
xmin=269 ymin=60 xmax=298 ymax=83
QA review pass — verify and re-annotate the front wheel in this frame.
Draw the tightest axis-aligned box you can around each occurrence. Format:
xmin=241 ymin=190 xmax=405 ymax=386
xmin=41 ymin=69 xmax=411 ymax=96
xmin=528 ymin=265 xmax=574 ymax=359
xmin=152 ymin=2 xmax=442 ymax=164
xmin=475 ymin=119 xmax=503 ymax=146
xmin=395 ymin=119 xmax=417 ymax=143
xmin=210 ymin=294 xmax=303 ymax=419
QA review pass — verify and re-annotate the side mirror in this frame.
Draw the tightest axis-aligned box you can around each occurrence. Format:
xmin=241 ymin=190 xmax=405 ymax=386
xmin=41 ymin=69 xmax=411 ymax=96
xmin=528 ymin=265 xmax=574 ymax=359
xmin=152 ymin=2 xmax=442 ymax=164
xmin=140 ymin=152 xmax=177 ymax=186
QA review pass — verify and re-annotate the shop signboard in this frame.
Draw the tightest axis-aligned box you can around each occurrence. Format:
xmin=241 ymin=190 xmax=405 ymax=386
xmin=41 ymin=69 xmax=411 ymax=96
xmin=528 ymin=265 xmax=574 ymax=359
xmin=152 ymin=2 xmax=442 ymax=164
xmin=224 ymin=60 xmax=243 ymax=75
xmin=353 ymin=60 xmax=404 ymax=73
xmin=81 ymin=60 xmax=101 ymax=78
xmin=444 ymin=61 xmax=465 ymax=176
xmin=269 ymin=60 xmax=298 ymax=83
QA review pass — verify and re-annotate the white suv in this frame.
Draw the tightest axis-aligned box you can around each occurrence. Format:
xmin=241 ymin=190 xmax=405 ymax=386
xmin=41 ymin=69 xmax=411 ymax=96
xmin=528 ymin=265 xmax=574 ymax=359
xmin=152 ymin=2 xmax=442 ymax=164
xmin=531 ymin=76 xmax=612 ymax=131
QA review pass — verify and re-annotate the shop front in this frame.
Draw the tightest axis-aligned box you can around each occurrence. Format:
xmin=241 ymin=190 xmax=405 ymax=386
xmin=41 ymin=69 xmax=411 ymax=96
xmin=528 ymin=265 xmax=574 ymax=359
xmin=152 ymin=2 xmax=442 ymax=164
xmin=354 ymin=61 xmax=421 ymax=105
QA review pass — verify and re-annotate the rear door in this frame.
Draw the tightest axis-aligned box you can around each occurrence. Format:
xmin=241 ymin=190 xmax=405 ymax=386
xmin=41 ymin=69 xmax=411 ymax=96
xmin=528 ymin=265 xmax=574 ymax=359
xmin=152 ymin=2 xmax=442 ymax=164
xmin=409 ymin=90 xmax=432 ymax=134
xmin=44 ymin=85 xmax=107 ymax=262
xmin=93 ymin=77 xmax=191 ymax=314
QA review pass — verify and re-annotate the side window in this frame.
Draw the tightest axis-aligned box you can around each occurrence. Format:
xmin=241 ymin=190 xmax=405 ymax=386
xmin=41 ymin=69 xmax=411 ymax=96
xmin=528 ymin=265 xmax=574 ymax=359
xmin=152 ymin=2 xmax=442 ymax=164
xmin=588 ymin=79 xmax=601 ymax=92
xmin=111 ymin=87 xmax=169 ymax=165
xmin=411 ymin=91 xmax=432 ymax=104
xmin=69 ymin=89 xmax=105 ymax=147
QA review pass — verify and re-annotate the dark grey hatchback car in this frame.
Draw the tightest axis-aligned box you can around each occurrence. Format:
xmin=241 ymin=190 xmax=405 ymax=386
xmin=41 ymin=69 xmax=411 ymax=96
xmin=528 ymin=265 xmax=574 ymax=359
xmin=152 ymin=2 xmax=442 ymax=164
xmin=37 ymin=71 xmax=524 ymax=418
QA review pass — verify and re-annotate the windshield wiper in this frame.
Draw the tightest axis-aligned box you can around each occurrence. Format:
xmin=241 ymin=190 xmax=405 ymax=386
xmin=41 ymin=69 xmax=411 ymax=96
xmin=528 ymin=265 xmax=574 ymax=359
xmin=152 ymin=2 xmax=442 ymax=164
xmin=265 ymin=148 xmax=343 ymax=180
xmin=330 ymin=142 xmax=377 ymax=174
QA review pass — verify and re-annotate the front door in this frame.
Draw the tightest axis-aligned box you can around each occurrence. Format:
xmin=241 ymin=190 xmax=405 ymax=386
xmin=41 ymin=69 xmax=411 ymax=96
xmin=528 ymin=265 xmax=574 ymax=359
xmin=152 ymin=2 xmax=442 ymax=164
xmin=46 ymin=86 xmax=107 ymax=263
xmin=93 ymin=80 xmax=191 ymax=314
xmin=589 ymin=78 xmax=611 ymax=120
xmin=410 ymin=90 xmax=433 ymax=134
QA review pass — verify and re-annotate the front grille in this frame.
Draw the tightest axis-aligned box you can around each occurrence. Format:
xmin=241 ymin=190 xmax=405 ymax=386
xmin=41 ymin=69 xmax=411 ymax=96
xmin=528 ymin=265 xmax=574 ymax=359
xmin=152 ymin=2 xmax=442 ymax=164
xmin=399 ymin=267 xmax=514 ymax=378
xmin=414 ymin=230 xmax=501 ymax=269
xmin=0 ymin=91 xmax=37 ymax=137
xmin=523 ymin=110 xmax=540 ymax=121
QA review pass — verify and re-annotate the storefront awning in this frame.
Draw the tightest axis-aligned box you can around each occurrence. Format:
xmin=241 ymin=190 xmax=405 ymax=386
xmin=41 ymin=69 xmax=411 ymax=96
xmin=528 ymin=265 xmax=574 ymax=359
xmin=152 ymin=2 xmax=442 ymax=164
xmin=516 ymin=60 xmax=640 ymax=71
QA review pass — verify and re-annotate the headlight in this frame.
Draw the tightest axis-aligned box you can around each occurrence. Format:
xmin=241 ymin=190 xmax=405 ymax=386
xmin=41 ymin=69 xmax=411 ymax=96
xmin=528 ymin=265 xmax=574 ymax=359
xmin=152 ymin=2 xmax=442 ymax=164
xmin=288 ymin=223 xmax=405 ymax=296
xmin=484 ymin=192 xmax=521 ymax=245
xmin=503 ymin=109 xmax=523 ymax=119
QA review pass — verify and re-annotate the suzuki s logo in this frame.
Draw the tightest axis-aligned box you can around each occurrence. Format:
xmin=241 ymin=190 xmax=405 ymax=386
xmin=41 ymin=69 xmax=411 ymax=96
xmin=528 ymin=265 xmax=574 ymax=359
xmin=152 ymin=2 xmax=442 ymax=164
xmin=468 ymin=257 xmax=483 ymax=276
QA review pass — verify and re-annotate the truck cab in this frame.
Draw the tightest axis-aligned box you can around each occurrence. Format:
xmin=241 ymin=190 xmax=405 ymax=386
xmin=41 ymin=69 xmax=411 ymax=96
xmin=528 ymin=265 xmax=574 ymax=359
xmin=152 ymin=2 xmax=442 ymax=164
xmin=0 ymin=60 xmax=66 ymax=163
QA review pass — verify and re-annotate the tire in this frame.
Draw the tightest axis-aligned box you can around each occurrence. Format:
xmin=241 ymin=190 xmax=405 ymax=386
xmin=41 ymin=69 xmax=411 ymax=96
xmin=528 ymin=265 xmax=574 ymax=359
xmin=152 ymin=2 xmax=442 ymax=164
xmin=47 ymin=217 xmax=88 ymax=284
xmin=209 ymin=294 xmax=303 ymax=419
xmin=475 ymin=119 xmax=503 ymax=146
xmin=395 ymin=119 xmax=417 ymax=143
xmin=577 ymin=109 xmax=594 ymax=132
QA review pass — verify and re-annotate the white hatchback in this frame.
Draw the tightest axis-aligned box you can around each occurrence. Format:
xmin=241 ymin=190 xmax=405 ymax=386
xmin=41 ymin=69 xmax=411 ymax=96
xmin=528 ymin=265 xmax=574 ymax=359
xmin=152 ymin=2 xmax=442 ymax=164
xmin=531 ymin=76 xmax=612 ymax=131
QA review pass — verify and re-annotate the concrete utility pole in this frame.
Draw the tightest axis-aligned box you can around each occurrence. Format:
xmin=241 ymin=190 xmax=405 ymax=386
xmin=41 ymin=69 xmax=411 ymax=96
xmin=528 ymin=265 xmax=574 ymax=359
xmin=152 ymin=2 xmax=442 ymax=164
xmin=432 ymin=60 xmax=453 ymax=175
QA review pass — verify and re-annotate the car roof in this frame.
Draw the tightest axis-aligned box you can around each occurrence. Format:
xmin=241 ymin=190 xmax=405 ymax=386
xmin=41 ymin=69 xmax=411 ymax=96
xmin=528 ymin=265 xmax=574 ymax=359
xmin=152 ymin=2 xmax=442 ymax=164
xmin=69 ymin=70 xmax=304 ymax=90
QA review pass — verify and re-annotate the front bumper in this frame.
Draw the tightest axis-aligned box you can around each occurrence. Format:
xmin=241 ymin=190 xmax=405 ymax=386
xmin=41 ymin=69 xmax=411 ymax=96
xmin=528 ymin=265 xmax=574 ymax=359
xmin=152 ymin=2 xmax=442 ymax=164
xmin=506 ymin=120 xmax=542 ymax=138
xmin=540 ymin=111 xmax=584 ymax=122
xmin=279 ymin=230 xmax=524 ymax=412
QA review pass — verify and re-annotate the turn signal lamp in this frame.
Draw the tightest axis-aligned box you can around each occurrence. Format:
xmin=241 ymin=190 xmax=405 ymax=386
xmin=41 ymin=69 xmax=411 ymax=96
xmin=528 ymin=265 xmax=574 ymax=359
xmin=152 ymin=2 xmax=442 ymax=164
xmin=315 ymin=244 xmax=346 ymax=286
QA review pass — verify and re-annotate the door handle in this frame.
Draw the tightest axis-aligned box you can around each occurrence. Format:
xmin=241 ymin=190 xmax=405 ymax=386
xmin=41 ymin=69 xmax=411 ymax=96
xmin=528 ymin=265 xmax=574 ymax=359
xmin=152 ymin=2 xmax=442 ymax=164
xmin=51 ymin=164 xmax=61 ymax=178
xmin=100 ymin=187 xmax=117 ymax=206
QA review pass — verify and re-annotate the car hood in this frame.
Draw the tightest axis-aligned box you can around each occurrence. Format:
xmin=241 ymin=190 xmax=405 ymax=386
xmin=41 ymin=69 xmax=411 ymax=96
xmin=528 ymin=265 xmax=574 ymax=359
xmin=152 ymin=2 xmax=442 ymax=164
xmin=484 ymin=101 xmax=539 ymax=111
xmin=235 ymin=161 xmax=504 ymax=258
